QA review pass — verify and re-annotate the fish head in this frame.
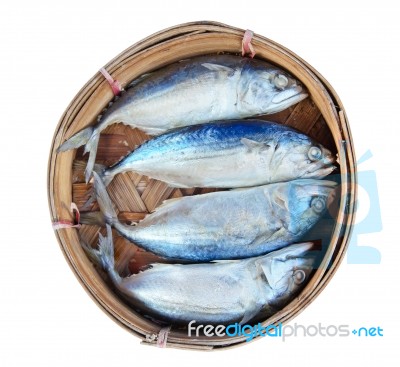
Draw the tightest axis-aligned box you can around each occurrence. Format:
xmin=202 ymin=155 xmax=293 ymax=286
xmin=238 ymin=68 xmax=308 ymax=115
xmin=269 ymin=133 xmax=336 ymax=181
xmin=270 ymin=179 xmax=337 ymax=235
xmin=257 ymin=242 xmax=315 ymax=305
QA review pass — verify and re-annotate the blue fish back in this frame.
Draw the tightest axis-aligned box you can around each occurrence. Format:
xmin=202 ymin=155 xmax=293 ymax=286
xmin=122 ymin=120 xmax=305 ymax=164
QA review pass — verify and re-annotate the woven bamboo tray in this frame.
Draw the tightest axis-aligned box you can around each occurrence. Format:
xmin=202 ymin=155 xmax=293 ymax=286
xmin=48 ymin=21 xmax=356 ymax=350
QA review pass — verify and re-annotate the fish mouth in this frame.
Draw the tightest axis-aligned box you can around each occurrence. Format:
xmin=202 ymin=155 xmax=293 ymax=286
xmin=301 ymin=154 xmax=336 ymax=179
xmin=271 ymin=85 xmax=308 ymax=107
xmin=301 ymin=164 xmax=336 ymax=179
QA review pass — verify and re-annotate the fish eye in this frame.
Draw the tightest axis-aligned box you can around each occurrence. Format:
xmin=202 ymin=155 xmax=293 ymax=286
xmin=308 ymin=146 xmax=322 ymax=161
xmin=311 ymin=196 xmax=326 ymax=213
xmin=293 ymin=269 xmax=306 ymax=284
xmin=274 ymin=74 xmax=288 ymax=89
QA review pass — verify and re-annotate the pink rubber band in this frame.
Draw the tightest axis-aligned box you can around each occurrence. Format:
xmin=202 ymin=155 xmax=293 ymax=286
xmin=156 ymin=326 xmax=171 ymax=348
xmin=52 ymin=203 xmax=81 ymax=230
xmin=242 ymin=29 xmax=256 ymax=58
xmin=99 ymin=67 xmax=122 ymax=96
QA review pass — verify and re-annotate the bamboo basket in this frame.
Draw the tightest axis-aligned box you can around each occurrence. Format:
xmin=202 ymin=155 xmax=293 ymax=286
xmin=48 ymin=21 xmax=356 ymax=350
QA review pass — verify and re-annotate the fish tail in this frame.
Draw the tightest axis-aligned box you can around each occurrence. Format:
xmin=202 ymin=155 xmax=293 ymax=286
xmin=93 ymin=171 xmax=119 ymax=227
xmin=75 ymin=163 xmax=108 ymax=211
xmin=84 ymin=132 xmax=100 ymax=183
xmin=57 ymin=127 xmax=94 ymax=153
xmin=81 ymin=225 xmax=121 ymax=284
xmin=80 ymin=211 xmax=106 ymax=227
xmin=57 ymin=126 xmax=100 ymax=183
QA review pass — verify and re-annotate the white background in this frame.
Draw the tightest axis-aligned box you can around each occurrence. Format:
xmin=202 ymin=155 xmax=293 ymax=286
xmin=1 ymin=0 xmax=399 ymax=365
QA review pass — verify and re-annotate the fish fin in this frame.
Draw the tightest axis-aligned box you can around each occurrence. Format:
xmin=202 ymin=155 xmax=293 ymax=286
xmin=141 ymin=263 xmax=174 ymax=273
xmin=152 ymin=197 xmax=185 ymax=213
xmin=126 ymin=72 xmax=153 ymax=89
xmin=241 ymin=138 xmax=271 ymax=152
xmin=201 ymin=63 xmax=235 ymax=75
xmin=93 ymin=172 xmax=119 ymax=226
xmin=57 ymin=127 xmax=94 ymax=152
xmin=138 ymin=126 xmax=168 ymax=136
xmin=271 ymin=187 xmax=290 ymax=211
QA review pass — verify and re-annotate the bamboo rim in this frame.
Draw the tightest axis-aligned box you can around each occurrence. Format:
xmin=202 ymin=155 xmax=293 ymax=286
xmin=48 ymin=21 xmax=356 ymax=350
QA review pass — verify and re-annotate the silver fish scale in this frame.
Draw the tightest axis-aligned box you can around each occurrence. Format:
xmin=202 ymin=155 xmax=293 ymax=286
xmin=102 ymin=120 xmax=334 ymax=188
xmin=119 ymin=261 xmax=263 ymax=324
xmin=83 ymin=225 xmax=315 ymax=325
xmin=110 ymin=179 xmax=335 ymax=261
